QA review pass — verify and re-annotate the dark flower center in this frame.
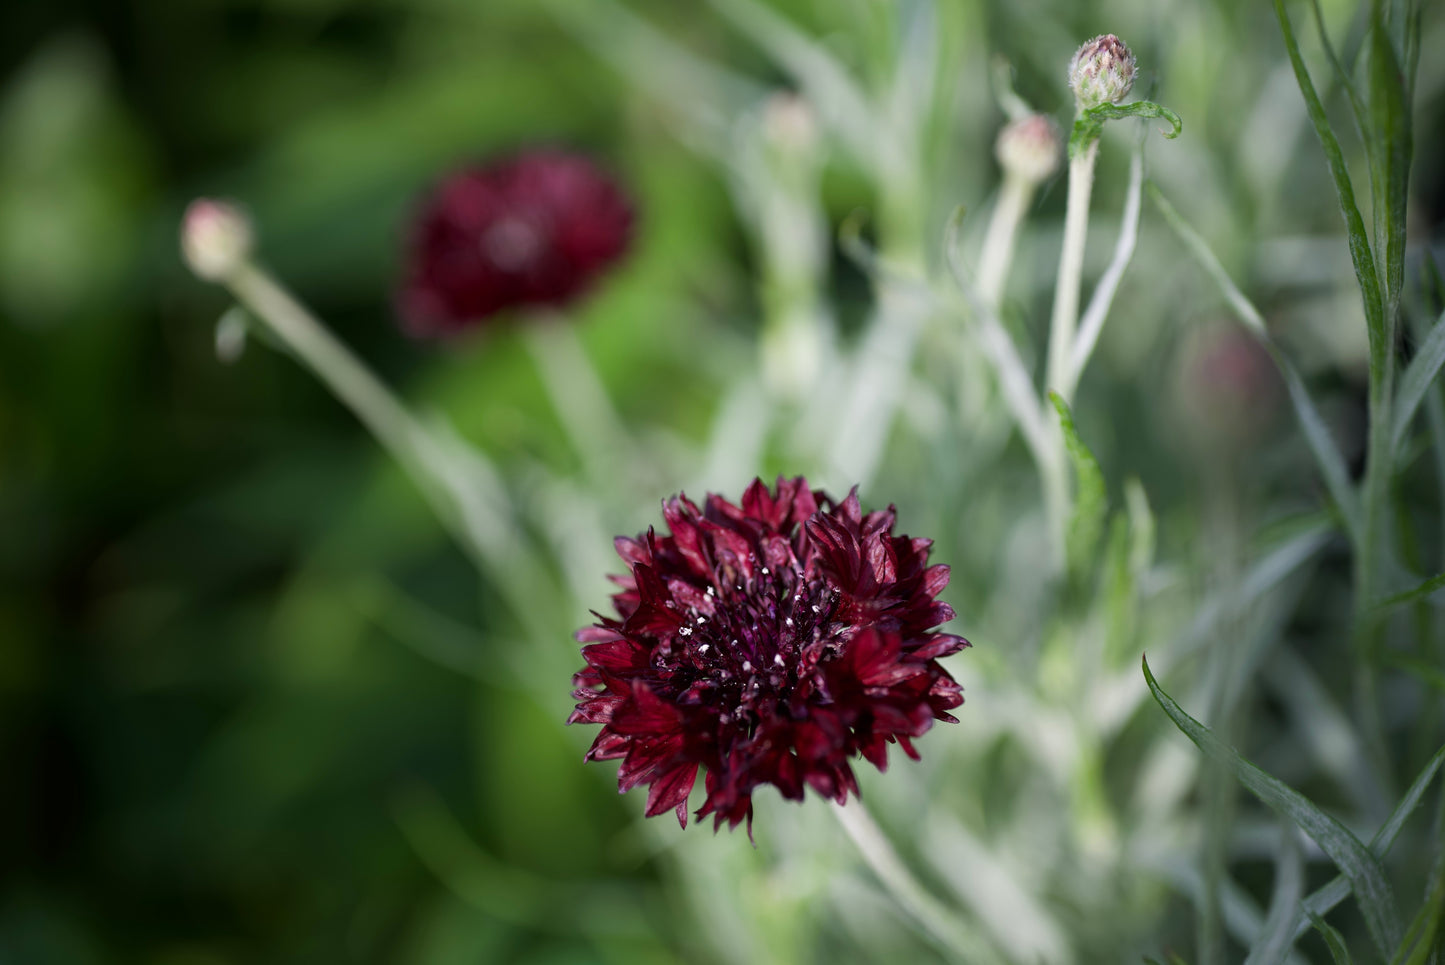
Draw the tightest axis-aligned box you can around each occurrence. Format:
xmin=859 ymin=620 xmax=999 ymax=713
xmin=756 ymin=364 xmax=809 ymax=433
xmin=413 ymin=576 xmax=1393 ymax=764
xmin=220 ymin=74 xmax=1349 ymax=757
xmin=660 ymin=564 xmax=841 ymax=735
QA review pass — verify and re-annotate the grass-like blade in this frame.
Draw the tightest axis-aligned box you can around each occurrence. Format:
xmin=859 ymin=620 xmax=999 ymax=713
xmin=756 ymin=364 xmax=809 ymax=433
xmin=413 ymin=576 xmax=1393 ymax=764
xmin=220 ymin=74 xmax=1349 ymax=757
xmin=1390 ymin=307 xmax=1445 ymax=453
xmin=1149 ymin=185 xmax=1362 ymax=545
xmin=1143 ymin=656 xmax=1403 ymax=956
xmin=1286 ymin=743 xmax=1445 ymax=943
xmin=1309 ymin=911 xmax=1356 ymax=965
xmin=1373 ymin=571 xmax=1445 ymax=611
xmin=1390 ymin=790 xmax=1445 ymax=964
xmin=1050 ymin=392 xmax=1108 ymax=580
xmin=1272 ymin=0 xmax=1385 ymax=364
xmin=1307 ymin=0 xmax=1370 ymax=148
xmin=1367 ymin=5 xmax=1411 ymax=321
xmin=1382 ymin=653 xmax=1445 ymax=693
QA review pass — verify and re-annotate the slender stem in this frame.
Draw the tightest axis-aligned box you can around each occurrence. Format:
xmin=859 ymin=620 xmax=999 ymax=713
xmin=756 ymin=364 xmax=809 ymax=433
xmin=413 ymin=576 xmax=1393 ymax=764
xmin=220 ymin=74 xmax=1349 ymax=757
xmin=833 ymin=799 xmax=988 ymax=963
xmin=223 ymin=262 xmax=559 ymax=646
xmin=524 ymin=315 xmax=632 ymax=484
xmin=977 ymin=175 xmax=1033 ymax=310
xmin=226 ymin=264 xmax=454 ymax=532
xmin=1045 ymin=139 xmax=1099 ymax=398
xmin=1065 ymin=146 xmax=1146 ymax=399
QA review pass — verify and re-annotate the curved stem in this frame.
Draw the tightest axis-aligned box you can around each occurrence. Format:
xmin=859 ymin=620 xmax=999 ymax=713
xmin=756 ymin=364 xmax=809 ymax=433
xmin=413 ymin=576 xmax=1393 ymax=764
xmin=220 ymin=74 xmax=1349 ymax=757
xmin=525 ymin=315 xmax=632 ymax=485
xmin=833 ymin=799 xmax=993 ymax=964
xmin=223 ymin=262 xmax=559 ymax=645
xmin=1045 ymin=139 xmax=1099 ymax=399
xmin=977 ymin=175 xmax=1033 ymax=310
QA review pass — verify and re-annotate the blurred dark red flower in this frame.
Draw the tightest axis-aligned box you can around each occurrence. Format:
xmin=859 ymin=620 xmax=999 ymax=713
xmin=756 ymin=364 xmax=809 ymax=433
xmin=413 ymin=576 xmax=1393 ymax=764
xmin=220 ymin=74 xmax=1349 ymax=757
xmin=569 ymin=477 xmax=967 ymax=834
xmin=398 ymin=149 xmax=634 ymax=336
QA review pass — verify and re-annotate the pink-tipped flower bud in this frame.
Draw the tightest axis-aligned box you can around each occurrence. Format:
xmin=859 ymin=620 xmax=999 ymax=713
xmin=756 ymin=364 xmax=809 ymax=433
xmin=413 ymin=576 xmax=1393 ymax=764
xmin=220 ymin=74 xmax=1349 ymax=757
xmin=1068 ymin=34 xmax=1136 ymax=111
xmin=181 ymin=199 xmax=253 ymax=281
xmin=995 ymin=114 xmax=1061 ymax=185
xmin=761 ymin=92 xmax=819 ymax=158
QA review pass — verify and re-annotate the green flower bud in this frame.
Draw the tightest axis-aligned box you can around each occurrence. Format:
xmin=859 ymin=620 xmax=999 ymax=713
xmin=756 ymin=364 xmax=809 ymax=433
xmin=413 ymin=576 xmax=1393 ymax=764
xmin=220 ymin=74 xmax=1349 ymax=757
xmin=1068 ymin=34 xmax=1136 ymax=111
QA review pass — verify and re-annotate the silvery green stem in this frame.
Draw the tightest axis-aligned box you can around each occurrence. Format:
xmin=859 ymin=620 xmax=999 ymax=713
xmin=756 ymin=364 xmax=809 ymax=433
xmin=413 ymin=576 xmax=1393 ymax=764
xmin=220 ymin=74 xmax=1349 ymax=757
xmin=1045 ymin=139 xmax=1099 ymax=399
xmin=977 ymin=175 xmax=1034 ymax=309
xmin=525 ymin=315 xmax=632 ymax=484
xmin=833 ymin=799 xmax=990 ymax=964
xmin=221 ymin=262 xmax=557 ymax=644
xmin=226 ymin=263 xmax=460 ymax=539
xmin=1037 ymin=138 xmax=1100 ymax=572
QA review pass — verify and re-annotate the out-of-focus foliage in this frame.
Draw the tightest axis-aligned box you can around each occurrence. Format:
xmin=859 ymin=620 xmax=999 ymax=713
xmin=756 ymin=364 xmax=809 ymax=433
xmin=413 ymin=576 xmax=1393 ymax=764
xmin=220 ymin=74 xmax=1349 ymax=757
xmin=2 ymin=0 xmax=1444 ymax=963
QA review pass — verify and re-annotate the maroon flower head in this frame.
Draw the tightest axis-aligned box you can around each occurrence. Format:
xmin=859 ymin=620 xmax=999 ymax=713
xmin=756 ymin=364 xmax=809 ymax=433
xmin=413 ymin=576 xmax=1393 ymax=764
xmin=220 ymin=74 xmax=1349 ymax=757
xmin=569 ymin=477 xmax=968 ymax=835
xmin=399 ymin=149 xmax=634 ymax=337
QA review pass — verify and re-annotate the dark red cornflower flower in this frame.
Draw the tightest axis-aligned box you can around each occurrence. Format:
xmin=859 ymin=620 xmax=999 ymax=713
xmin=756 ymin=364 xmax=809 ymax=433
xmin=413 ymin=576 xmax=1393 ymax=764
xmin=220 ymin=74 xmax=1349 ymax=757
xmin=569 ymin=477 xmax=967 ymax=834
xmin=398 ymin=149 xmax=634 ymax=337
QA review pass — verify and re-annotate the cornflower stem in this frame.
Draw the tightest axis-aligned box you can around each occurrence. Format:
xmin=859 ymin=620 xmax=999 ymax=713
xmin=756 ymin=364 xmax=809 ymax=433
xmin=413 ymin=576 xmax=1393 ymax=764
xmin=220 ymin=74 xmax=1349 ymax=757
xmin=226 ymin=263 xmax=455 ymax=535
xmin=524 ymin=314 xmax=632 ymax=485
xmin=1038 ymin=137 xmax=1100 ymax=573
xmin=1045 ymin=138 xmax=1099 ymax=403
xmin=220 ymin=262 xmax=558 ymax=646
xmin=977 ymin=174 xmax=1033 ymax=309
xmin=1354 ymin=341 xmax=1399 ymax=785
xmin=832 ymin=799 xmax=985 ymax=963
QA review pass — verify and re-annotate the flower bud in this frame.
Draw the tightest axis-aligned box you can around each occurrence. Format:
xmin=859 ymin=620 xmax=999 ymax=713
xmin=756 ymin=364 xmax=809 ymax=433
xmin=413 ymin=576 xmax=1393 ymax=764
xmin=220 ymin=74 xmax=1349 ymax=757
xmin=1068 ymin=34 xmax=1136 ymax=111
xmin=181 ymin=199 xmax=253 ymax=281
xmin=995 ymin=114 xmax=1061 ymax=185
xmin=761 ymin=92 xmax=819 ymax=159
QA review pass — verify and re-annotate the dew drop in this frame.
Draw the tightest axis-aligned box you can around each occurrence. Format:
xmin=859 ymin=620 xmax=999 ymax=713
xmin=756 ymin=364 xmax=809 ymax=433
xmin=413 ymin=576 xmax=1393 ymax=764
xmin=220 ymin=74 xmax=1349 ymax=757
xmin=785 ymin=618 xmax=794 ymax=627
xmin=699 ymin=644 xmax=710 ymax=653
xmin=774 ymin=654 xmax=785 ymax=666
xmin=742 ymin=660 xmax=752 ymax=672
xmin=679 ymin=626 xmax=693 ymax=637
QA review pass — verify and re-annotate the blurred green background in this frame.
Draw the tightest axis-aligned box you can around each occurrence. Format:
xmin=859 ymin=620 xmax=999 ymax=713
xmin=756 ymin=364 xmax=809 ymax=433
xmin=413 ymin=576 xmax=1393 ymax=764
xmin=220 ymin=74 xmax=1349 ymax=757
xmin=3 ymin=0 xmax=1443 ymax=962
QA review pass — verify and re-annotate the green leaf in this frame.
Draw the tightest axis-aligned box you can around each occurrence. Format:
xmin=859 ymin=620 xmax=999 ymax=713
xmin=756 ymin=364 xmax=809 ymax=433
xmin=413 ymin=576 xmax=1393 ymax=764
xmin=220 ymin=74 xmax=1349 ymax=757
xmin=1307 ymin=0 xmax=1370 ymax=149
xmin=1143 ymin=656 xmax=1404 ymax=956
xmin=1148 ymin=184 xmax=1362 ymax=545
xmin=1272 ymin=0 xmax=1385 ymax=373
xmin=1391 ymin=307 xmax=1445 ymax=452
xmin=1373 ymin=571 xmax=1445 ymax=611
xmin=1382 ymin=653 xmax=1445 ymax=693
xmin=1309 ymin=911 xmax=1356 ymax=965
xmin=1287 ymin=744 xmax=1445 ymax=943
xmin=1367 ymin=5 xmax=1411 ymax=320
xmin=1049 ymin=392 xmax=1108 ymax=579
xmin=1069 ymin=99 xmax=1181 ymax=157
xmin=1390 ymin=788 xmax=1445 ymax=964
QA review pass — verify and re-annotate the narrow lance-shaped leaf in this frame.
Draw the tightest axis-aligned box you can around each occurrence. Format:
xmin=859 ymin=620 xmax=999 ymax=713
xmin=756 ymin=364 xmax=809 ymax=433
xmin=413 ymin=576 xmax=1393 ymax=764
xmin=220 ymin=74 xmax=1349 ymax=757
xmin=1143 ymin=656 xmax=1403 ymax=956
xmin=1050 ymin=392 xmax=1108 ymax=579
xmin=1309 ymin=911 xmax=1356 ymax=965
xmin=1287 ymin=744 xmax=1445 ymax=943
xmin=1148 ymin=184 xmax=1362 ymax=545
xmin=1367 ymin=3 xmax=1411 ymax=321
xmin=1390 ymin=307 xmax=1445 ymax=452
xmin=1272 ymin=0 xmax=1386 ymax=369
xmin=1373 ymin=571 xmax=1445 ymax=612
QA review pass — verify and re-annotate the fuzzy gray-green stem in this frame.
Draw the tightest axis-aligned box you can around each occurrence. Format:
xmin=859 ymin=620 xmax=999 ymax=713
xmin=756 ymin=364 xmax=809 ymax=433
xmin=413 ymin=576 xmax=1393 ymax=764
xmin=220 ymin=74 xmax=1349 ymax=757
xmin=977 ymin=175 xmax=1034 ymax=309
xmin=1045 ymin=139 xmax=1099 ymax=401
xmin=833 ymin=799 xmax=994 ymax=964
xmin=222 ymin=262 xmax=558 ymax=646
